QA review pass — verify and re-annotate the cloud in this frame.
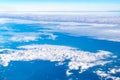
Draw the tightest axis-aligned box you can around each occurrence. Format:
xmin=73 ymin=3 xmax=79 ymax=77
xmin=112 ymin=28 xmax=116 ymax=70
xmin=0 ymin=12 xmax=119 ymax=79
xmin=95 ymin=69 xmax=120 ymax=80
xmin=0 ymin=14 xmax=120 ymax=42
xmin=51 ymin=24 xmax=120 ymax=42
xmin=0 ymin=44 xmax=116 ymax=74
xmin=0 ymin=31 xmax=57 ymax=43
xmin=109 ymin=68 xmax=120 ymax=74
xmin=10 ymin=35 xmax=38 ymax=42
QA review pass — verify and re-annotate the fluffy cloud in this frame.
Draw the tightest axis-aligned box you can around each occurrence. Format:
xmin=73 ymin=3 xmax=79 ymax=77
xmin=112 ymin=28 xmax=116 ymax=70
xmin=96 ymin=69 xmax=120 ymax=80
xmin=0 ymin=44 xmax=116 ymax=74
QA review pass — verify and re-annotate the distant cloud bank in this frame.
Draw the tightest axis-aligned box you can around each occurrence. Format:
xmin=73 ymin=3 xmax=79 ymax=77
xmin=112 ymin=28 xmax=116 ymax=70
xmin=0 ymin=13 xmax=120 ymax=42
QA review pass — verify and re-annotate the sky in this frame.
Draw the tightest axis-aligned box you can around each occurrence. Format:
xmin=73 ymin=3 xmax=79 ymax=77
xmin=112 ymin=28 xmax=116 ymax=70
xmin=0 ymin=0 xmax=120 ymax=11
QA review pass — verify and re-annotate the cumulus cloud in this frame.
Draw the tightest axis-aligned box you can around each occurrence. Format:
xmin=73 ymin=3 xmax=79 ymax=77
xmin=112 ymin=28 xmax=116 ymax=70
xmin=95 ymin=69 xmax=120 ymax=80
xmin=0 ymin=44 xmax=116 ymax=74
xmin=109 ymin=68 xmax=120 ymax=74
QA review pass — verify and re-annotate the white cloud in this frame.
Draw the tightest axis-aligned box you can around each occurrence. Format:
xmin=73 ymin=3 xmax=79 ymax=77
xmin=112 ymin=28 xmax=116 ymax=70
xmin=10 ymin=35 xmax=38 ymax=42
xmin=0 ymin=14 xmax=120 ymax=42
xmin=108 ymin=68 xmax=120 ymax=74
xmin=0 ymin=31 xmax=57 ymax=43
xmin=0 ymin=44 xmax=116 ymax=74
xmin=51 ymin=24 xmax=120 ymax=42
xmin=10 ymin=32 xmax=57 ymax=42
xmin=96 ymin=69 xmax=120 ymax=80
xmin=0 ymin=18 xmax=58 ymax=42
xmin=0 ymin=26 xmax=13 ymax=31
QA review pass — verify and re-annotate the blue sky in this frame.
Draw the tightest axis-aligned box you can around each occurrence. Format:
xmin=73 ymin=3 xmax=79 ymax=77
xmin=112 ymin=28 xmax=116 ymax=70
xmin=1 ymin=0 xmax=120 ymax=3
xmin=0 ymin=0 xmax=120 ymax=11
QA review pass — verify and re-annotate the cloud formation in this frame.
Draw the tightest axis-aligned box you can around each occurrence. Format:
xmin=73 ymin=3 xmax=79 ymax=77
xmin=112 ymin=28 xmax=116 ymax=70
xmin=0 ymin=13 xmax=119 ymax=79
xmin=96 ymin=68 xmax=120 ymax=80
xmin=0 ymin=44 xmax=116 ymax=74
xmin=0 ymin=14 xmax=120 ymax=42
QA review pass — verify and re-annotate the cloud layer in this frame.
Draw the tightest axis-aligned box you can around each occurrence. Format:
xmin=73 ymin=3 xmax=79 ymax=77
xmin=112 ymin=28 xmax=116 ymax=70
xmin=0 ymin=13 xmax=120 ymax=42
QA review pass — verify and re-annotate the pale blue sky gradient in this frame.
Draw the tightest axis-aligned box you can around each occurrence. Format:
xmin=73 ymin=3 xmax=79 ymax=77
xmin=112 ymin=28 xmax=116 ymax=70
xmin=0 ymin=0 xmax=120 ymax=3
xmin=0 ymin=0 xmax=119 ymax=11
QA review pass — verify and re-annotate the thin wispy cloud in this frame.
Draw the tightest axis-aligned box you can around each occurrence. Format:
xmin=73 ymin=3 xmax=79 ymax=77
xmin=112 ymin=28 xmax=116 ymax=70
xmin=0 ymin=14 xmax=120 ymax=42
